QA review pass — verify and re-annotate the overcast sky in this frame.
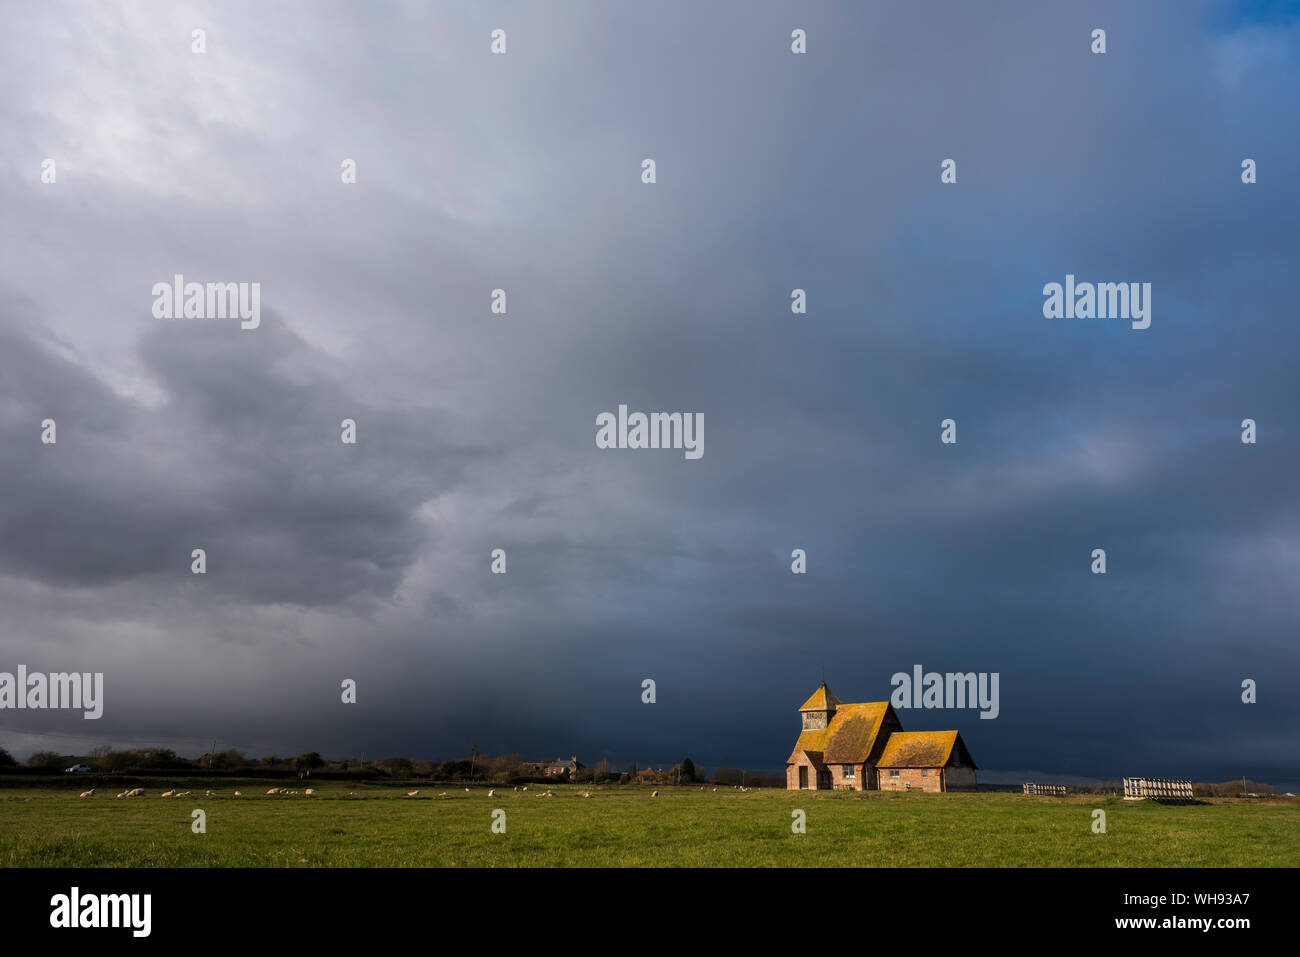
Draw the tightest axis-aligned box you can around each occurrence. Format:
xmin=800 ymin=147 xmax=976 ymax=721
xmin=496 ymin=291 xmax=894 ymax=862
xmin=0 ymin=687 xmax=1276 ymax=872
xmin=1 ymin=1 xmax=1297 ymax=789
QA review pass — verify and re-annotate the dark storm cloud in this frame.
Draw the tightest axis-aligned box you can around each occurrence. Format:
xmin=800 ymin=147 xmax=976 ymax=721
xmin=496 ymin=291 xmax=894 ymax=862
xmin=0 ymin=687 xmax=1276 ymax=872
xmin=0 ymin=313 xmax=480 ymax=604
xmin=0 ymin=1 xmax=1297 ymax=789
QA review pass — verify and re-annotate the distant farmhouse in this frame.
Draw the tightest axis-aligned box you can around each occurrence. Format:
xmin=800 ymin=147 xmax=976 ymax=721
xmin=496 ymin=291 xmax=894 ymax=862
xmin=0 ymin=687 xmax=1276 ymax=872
xmin=786 ymin=683 xmax=978 ymax=792
xmin=520 ymin=755 xmax=584 ymax=778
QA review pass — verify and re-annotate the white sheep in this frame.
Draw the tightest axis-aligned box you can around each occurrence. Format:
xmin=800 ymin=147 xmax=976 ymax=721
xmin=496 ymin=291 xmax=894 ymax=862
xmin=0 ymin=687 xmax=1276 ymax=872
xmin=126 ymin=788 xmax=144 ymax=797
xmin=304 ymin=788 xmax=315 ymax=795
xmin=233 ymin=790 xmax=242 ymax=796
xmin=160 ymin=789 xmax=175 ymax=798
xmin=407 ymin=790 xmax=420 ymax=797
xmin=651 ymin=790 xmax=659 ymax=797
xmin=79 ymin=789 xmax=95 ymax=798
xmin=266 ymin=788 xmax=281 ymax=795
xmin=487 ymin=789 xmax=495 ymax=797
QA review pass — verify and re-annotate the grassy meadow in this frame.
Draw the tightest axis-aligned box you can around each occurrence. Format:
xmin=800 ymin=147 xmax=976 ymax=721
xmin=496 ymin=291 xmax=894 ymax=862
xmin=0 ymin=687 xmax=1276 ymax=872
xmin=1 ymin=778 xmax=1295 ymax=867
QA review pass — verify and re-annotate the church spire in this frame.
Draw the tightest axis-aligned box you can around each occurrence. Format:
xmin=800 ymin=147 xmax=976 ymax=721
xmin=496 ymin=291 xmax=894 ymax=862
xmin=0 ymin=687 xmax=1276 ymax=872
xmin=798 ymin=681 xmax=841 ymax=730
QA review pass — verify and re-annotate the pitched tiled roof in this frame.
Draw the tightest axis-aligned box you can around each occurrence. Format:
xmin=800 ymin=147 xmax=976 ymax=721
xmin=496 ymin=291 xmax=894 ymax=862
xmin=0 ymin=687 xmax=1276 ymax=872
xmin=786 ymin=728 xmax=830 ymax=763
xmin=798 ymin=683 xmax=843 ymax=712
xmin=797 ymin=750 xmax=828 ymax=771
xmin=822 ymin=703 xmax=891 ymax=763
xmin=875 ymin=730 xmax=961 ymax=768
xmin=786 ymin=701 xmax=895 ymax=765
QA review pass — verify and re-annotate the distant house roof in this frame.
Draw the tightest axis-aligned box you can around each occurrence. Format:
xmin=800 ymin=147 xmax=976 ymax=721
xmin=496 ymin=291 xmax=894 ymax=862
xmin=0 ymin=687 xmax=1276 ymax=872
xmin=787 ymin=700 xmax=897 ymax=765
xmin=876 ymin=730 xmax=977 ymax=769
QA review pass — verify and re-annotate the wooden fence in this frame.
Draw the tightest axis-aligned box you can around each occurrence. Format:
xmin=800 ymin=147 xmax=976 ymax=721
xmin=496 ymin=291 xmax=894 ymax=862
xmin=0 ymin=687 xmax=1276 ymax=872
xmin=1022 ymin=782 xmax=1071 ymax=796
xmin=1123 ymin=777 xmax=1193 ymax=800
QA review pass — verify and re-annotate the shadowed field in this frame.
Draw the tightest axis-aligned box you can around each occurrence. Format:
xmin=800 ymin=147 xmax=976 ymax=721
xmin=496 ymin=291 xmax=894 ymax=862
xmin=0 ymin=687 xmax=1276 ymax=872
xmin=1 ymin=780 xmax=1295 ymax=867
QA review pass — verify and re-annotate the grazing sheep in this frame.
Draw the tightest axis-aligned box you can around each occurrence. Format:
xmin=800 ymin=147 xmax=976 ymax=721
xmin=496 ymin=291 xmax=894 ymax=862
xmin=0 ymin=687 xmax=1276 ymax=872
xmin=160 ymin=790 xmax=175 ymax=798
xmin=205 ymin=790 xmax=213 ymax=797
xmin=407 ymin=790 xmax=420 ymax=797
xmin=266 ymin=788 xmax=281 ymax=795
xmin=464 ymin=787 xmax=469 ymax=792
xmin=233 ymin=790 xmax=242 ymax=796
xmin=79 ymin=789 xmax=95 ymax=798
xmin=521 ymin=786 xmax=528 ymax=791
xmin=439 ymin=792 xmax=447 ymax=797
xmin=581 ymin=791 xmax=591 ymax=798
xmin=304 ymin=788 xmax=315 ymax=795
xmin=116 ymin=791 xmax=127 ymax=798
xmin=513 ymin=786 xmax=518 ymax=791
xmin=126 ymin=788 xmax=144 ymax=797
xmin=487 ymin=789 xmax=495 ymax=797
xmin=651 ymin=790 xmax=659 ymax=797
xmin=712 ymin=788 xmax=717 ymax=792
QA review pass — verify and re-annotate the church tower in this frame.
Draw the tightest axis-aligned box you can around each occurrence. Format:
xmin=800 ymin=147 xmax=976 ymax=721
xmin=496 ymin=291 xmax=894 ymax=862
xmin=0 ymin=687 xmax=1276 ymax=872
xmin=798 ymin=682 xmax=841 ymax=730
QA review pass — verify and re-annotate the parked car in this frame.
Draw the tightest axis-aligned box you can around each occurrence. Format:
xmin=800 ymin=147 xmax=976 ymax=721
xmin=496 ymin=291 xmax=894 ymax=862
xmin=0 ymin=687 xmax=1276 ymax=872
xmin=63 ymin=764 xmax=92 ymax=773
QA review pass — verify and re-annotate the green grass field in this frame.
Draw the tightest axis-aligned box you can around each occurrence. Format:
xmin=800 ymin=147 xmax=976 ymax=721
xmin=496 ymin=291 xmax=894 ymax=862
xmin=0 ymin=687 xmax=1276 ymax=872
xmin=1 ymin=779 xmax=1295 ymax=867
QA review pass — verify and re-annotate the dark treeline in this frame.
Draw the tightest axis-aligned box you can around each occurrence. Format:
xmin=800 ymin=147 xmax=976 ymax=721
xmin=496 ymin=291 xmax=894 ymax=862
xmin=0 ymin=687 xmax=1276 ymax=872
xmin=0 ymin=745 xmax=785 ymax=787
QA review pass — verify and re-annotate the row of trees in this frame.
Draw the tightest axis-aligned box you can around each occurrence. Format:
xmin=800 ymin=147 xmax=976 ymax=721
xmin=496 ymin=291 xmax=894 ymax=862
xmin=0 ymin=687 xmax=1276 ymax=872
xmin=14 ymin=747 xmax=331 ymax=774
xmin=0 ymin=746 xmax=784 ymax=787
xmin=1195 ymin=779 xmax=1277 ymax=797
